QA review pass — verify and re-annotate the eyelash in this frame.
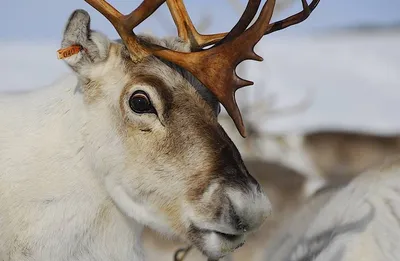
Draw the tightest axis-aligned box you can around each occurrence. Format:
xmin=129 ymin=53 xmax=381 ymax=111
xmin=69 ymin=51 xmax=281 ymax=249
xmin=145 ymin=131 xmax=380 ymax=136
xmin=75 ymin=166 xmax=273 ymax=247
xmin=128 ymin=90 xmax=156 ymax=114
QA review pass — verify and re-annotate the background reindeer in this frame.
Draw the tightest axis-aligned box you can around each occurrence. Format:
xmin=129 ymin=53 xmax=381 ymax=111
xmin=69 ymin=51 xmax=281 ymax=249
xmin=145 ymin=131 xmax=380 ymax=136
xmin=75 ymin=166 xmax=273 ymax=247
xmin=258 ymin=155 xmax=400 ymax=261
xmin=220 ymin=89 xmax=400 ymax=195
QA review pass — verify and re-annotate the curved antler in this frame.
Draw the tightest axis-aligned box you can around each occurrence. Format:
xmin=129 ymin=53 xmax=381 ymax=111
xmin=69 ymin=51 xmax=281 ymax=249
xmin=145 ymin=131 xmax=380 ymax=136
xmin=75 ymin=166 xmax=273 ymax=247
xmin=84 ymin=0 xmax=321 ymax=137
xmin=85 ymin=0 xmax=165 ymax=61
xmin=166 ymin=0 xmax=226 ymax=50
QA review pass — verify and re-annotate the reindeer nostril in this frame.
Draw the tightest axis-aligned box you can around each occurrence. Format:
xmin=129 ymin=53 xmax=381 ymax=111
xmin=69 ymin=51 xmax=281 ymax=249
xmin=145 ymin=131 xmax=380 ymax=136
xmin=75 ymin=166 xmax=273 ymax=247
xmin=226 ymin=186 xmax=272 ymax=232
xmin=228 ymin=198 xmax=249 ymax=232
xmin=236 ymin=220 xmax=249 ymax=232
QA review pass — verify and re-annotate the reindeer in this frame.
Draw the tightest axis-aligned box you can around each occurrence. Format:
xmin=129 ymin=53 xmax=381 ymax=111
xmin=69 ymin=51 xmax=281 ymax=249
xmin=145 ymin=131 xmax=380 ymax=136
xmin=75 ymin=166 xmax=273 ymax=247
xmin=237 ymin=128 xmax=400 ymax=194
xmin=220 ymin=86 xmax=400 ymax=196
xmin=258 ymin=155 xmax=400 ymax=261
xmin=0 ymin=0 xmax=320 ymax=260
xmin=300 ymin=130 xmax=400 ymax=182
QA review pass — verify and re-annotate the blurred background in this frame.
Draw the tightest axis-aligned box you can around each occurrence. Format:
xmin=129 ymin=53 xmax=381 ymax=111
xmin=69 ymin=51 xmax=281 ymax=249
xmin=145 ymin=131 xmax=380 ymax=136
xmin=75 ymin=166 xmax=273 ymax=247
xmin=1 ymin=0 xmax=400 ymax=133
xmin=1 ymin=1 xmax=400 ymax=261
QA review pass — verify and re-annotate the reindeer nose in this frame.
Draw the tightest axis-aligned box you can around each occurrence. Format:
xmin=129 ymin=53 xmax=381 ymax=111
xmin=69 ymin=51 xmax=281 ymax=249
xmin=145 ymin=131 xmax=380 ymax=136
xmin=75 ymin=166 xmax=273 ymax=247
xmin=224 ymin=182 xmax=272 ymax=233
xmin=227 ymin=184 xmax=272 ymax=232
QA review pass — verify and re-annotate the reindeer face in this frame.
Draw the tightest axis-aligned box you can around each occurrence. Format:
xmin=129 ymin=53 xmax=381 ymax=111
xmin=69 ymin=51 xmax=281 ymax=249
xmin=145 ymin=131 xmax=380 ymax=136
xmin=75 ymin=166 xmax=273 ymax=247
xmin=62 ymin=10 xmax=271 ymax=260
xmin=116 ymin=57 xmax=271 ymax=259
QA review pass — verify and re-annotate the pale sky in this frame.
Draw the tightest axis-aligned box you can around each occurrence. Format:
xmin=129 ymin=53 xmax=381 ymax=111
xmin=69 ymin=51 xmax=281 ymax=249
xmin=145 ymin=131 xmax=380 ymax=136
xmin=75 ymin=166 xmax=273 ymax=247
xmin=2 ymin=0 xmax=400 ymax=41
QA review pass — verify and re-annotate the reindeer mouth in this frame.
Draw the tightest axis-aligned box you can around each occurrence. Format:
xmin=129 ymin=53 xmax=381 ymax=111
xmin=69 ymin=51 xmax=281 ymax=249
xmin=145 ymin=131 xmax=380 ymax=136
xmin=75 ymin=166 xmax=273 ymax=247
xmin=191 ymin=224 xmax=245 ymax=241
xmin=211 ymin=230 xmax=244 ymax=242
xmin=188 ymin=224 xmax=246 ymax=260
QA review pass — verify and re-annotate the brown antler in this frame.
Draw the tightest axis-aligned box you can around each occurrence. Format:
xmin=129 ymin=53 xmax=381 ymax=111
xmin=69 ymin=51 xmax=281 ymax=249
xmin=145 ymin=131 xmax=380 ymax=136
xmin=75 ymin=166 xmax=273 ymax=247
xmin=85 ymin=0 xmax=166 ymax=61
xmin=166 ymin=0 xmax=226 ymax=50
xmin=84 ymin=0 xmax=321 ymax=137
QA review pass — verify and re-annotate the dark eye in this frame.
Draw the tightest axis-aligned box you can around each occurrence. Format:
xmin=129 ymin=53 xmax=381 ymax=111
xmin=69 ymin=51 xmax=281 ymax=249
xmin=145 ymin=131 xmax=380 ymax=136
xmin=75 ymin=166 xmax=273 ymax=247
xmin=129 ymin=91 xmax=155 ymax=114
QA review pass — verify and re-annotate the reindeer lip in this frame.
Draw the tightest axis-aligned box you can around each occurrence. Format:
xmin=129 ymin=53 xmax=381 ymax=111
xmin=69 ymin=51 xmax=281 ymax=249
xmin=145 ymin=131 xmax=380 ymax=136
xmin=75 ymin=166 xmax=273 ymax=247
xmin=212 ymin=230 xmax=243 ymax=241
xmin=192 ymin=224 xmax=245 ymax=242
xmin=188 ymin=224 xmax=246 ymax=260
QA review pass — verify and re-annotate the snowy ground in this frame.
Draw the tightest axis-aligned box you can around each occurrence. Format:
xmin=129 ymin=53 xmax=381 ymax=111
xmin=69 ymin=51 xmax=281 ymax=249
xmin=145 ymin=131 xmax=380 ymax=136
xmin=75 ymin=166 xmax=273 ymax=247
xmin=1 ymin=30 xmax=400 ymax=135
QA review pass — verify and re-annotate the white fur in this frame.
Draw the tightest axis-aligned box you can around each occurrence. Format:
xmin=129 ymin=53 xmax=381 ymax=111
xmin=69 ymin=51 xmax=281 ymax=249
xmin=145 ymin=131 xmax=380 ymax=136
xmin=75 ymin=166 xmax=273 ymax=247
xmin=226 ymin=185 xmax=272 ymax=232
xmin=104 ymin=175 xmax=173 ymax=236
xmin=0 ymin=43 xmax=271 ymax=261
xmin=202 ymin=231 xmax=244 ymax=260
xmin=0 ymin=11 xmax=273 ymax=260
xmin=260 ymin=156 xmax=400 ymax=261
xmin=63 ymin=32 xmax=110 ymax=69
xmin=0 ymin=76 xmax=145 ymax=261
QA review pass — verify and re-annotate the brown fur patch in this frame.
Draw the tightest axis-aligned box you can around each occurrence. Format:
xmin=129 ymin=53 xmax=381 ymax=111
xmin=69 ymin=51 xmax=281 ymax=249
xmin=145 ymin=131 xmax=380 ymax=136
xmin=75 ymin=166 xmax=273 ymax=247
xmin=186 ymin=169 xmax=216 ymax=202
xmin=305 ymin=131 xmax=400 ymax=180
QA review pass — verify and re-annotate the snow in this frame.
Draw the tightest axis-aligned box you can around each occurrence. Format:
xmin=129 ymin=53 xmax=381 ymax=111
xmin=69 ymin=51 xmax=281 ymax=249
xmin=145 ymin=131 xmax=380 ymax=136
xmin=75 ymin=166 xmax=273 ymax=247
xmin=1 ymin=30 xmax=400 ymax=134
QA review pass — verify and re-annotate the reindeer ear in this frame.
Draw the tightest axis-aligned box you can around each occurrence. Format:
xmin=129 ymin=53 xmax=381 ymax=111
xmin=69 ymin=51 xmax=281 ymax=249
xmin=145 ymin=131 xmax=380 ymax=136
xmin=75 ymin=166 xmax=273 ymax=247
xmin=60 ymin=9 xmax=110 ymax=75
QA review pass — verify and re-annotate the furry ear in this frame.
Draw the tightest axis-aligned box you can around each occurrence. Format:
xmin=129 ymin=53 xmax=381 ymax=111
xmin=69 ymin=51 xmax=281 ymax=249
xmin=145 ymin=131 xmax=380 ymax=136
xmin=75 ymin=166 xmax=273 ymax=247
xmin=60 ymin=9 xmax=110 ymax=75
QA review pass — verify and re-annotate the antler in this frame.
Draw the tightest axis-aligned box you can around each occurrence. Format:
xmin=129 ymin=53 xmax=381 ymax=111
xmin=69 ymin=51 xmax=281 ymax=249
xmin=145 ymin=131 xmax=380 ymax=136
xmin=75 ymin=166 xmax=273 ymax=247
xmin=85 ymin=0 xmax=166 ymax=61
xmin=166 ymin=0 xmax=226 ymax=50
xmin=84 ymin=0 xmax=321 ymax=137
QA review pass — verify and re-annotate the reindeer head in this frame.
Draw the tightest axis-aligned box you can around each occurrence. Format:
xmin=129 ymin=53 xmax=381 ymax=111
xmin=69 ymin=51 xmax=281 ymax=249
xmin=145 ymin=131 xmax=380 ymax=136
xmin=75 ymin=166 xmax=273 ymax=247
xmin=59 ymin=0 xmax=319 ymax=259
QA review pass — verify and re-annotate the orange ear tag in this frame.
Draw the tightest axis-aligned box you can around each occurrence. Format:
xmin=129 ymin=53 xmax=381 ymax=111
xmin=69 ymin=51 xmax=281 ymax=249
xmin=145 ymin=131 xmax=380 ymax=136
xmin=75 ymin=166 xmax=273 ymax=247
xmin=57 ymin=45 xmax=83 ymax=59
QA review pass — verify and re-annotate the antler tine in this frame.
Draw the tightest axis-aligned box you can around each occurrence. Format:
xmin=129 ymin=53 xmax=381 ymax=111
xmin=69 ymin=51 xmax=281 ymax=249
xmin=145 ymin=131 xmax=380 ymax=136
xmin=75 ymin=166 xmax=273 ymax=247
xmin=84 ymin=0 xmax=123 ymax=25
xmin=85 ymin=0 xmax=166 ymax=61
xmin=217 ymin=0 xmax=262 ymax=45
xmin=166 ymin=0 xmax=226 ymax=50
xmin=266 ymin=0 xmax=320 ymax=35
xmin=124 ymin=0 xmax=166 ymax=30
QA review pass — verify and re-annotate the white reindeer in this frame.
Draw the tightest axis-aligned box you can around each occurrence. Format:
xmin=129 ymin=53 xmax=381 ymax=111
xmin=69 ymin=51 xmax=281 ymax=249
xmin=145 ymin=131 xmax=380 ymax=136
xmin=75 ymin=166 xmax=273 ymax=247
xmin=0 ymin=0 xmax=319 ymax=260
xmin=259 ymin=155 xmax=400 ymax=261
